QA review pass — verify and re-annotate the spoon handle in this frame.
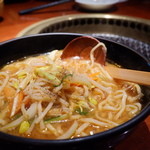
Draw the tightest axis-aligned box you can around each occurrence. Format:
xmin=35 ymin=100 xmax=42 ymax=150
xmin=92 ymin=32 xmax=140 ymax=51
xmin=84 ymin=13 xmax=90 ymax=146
xmin=105 ymin=66 xmax=150 ymax=85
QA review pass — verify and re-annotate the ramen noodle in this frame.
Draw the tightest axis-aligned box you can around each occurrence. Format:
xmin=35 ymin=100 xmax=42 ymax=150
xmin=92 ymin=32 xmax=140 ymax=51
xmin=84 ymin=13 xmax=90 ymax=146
xmin=0 ymin=43 xmax=142 ymax=139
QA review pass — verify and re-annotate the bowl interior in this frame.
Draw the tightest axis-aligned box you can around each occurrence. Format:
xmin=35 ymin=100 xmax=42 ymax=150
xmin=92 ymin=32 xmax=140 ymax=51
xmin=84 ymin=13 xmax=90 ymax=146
xmin=0 ymin=33 xmax=149 ymax=147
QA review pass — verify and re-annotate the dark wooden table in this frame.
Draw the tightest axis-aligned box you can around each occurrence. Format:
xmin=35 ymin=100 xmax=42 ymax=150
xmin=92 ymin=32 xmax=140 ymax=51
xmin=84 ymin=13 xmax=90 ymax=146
xmin=0 ymin=0 xmax=150 ymax=150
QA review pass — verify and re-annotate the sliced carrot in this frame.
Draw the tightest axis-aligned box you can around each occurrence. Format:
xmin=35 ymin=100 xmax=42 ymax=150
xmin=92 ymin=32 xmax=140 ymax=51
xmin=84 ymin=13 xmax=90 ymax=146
xmin=89 ymin=72 xmax=100 ymax=78
xmin=23 ymin=97 xmax=31 ymax=107
xmin=4 ymin=87 xmax=31 ymax=117
xmin=3 ymin=86 xmax=17 ymax=116
xmin=89 ymin=72 xmax=100 ymax=80
xmin=15 ymin=91 xmax=24 ymax=114
xmin=15 ymin=93 xmax=31 ymax=115
xmin=70 ymin=83 xmax=82 ymax=87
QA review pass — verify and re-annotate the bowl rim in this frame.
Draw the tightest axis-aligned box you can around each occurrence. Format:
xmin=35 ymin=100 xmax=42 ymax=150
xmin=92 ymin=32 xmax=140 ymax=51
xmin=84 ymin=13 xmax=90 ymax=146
xmin=0 ymin=32 xmax=149 ymax=145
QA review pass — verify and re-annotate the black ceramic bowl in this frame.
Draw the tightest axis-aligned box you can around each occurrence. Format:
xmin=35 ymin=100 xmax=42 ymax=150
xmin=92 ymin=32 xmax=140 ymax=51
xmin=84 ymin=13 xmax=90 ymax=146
xmin=0 ymin=33 xmax=150 ymax=150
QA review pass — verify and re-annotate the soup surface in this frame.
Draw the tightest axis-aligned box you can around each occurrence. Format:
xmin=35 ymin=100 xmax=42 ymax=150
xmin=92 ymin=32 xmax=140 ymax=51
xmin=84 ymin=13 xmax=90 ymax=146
xmin=0 ymin=50 xmax=142 ymax=139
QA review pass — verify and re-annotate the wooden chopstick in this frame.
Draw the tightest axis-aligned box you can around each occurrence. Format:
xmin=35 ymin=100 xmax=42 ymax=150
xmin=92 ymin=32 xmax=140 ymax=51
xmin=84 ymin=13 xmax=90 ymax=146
xmin=19 ymin=0 xmax=72 ymax=15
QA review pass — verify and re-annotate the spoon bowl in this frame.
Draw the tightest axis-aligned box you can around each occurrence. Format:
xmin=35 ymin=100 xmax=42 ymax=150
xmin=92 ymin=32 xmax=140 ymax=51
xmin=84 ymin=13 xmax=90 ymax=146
xmin=61 ymin=36 xmax=106 ymax=65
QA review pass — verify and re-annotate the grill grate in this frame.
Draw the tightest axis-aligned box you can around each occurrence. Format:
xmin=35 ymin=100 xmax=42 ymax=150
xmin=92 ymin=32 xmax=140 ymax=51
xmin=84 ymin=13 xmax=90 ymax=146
xmin=17 ymin=14 xmax=150 ymax=61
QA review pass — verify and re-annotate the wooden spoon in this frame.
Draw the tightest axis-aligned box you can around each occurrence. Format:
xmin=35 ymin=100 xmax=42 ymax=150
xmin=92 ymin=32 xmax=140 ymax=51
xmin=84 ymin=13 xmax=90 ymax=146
xmin=61 ymin=36 xmax=106 ymax=65
xmin=61 ymin=36 xmax=150 ymax=85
